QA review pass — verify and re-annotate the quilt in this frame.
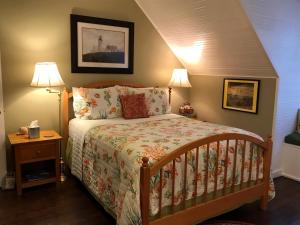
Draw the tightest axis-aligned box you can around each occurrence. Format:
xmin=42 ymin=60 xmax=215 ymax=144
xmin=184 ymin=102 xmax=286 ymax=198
xmin=70 ymin=115 xmax=275 ymax=225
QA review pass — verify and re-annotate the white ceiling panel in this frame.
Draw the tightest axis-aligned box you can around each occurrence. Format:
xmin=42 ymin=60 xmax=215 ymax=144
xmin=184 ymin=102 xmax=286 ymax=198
xmin=135 ymin=0 xmax=277 ymax=77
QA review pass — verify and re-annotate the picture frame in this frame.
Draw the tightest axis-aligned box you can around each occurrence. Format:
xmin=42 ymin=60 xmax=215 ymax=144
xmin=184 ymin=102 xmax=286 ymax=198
xmin=71 ymin=14 xmax=134 ymax=74
xmin=222 ymin=79 xmax=260 ymax=114
xmin=296 ymin=109 xmax=300 ymax=133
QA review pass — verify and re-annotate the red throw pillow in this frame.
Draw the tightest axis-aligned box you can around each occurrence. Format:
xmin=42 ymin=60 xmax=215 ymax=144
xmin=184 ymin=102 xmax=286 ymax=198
xmin=120 ymin=93 xmax=149 ymax=119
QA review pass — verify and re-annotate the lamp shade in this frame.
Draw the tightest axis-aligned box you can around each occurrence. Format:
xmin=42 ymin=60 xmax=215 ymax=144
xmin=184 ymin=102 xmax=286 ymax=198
xmin=31 ymin=62 xmax=64 ymax=87
xmin=168 ymin=68 xmax=191 ymax=88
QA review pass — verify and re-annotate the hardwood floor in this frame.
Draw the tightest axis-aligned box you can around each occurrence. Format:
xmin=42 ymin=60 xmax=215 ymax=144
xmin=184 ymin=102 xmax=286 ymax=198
xmin=0 ymin=177 xmax=298 ymax=225
xmin=208 ymin=177 xmax=300 ymax=225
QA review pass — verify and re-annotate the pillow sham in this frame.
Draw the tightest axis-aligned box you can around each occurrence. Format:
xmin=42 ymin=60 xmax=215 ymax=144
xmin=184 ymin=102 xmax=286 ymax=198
xmin=120 ymin=93 xmax=149 ymax=119
xmin=72 ymin=87 xmax=92 ymax=120
xmin=115 ymin=85 xmax=153 ymax=111
xmin=148 ymin=88 xmax=171 ymax=116
xmin=115 ymin=85 xmax=171 ymax=116
xmin=72 ymin=86 xmax=122 ymax=119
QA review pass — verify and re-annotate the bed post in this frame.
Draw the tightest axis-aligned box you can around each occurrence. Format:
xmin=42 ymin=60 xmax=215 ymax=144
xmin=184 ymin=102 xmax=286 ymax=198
xmin=140 ymin=157 xmax=150 ymax=225
xmin=260 ymin=136 xmax=273 ymax=210
xmin=168 ymin=87 xmax=172 ymax=104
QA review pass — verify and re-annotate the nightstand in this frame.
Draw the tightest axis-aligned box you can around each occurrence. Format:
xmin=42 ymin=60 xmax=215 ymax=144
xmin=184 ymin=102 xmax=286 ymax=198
xmin=8 ymin=130 xmax=62 ymax=195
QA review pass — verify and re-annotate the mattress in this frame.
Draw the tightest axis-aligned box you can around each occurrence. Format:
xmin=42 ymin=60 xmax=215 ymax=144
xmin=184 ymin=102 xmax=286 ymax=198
xmin=68 ymin=114 xmax=274 ymax=225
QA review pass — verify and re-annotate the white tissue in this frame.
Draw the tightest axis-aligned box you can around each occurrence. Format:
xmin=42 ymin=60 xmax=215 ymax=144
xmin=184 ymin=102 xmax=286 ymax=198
xmin=29 ymin=120 xmax=39 ymax=128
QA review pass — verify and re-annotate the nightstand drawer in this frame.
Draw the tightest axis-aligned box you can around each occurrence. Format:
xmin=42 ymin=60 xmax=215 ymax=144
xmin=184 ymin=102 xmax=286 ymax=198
xmin=18 ymin=142 xmax=57 ymax=162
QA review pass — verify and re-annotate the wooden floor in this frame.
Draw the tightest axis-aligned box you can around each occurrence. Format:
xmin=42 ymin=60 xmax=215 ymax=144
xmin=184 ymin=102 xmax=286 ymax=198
xmin=0 ymin=177 xmax=299 ymax=225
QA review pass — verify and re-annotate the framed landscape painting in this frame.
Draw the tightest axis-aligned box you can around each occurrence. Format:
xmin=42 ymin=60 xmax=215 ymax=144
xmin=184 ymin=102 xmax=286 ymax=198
xmin=71 ymin=14 xmax=134 ymax=74
xmin=297 ymin=109 xmax=300 ymax=133
xmin=222 ymin=79 xmax=260 ymax=114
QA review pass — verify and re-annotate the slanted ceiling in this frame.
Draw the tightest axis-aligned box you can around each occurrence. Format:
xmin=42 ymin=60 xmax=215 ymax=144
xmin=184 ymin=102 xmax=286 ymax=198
xmin=241 ymin=0 xmax=300 ymax=170
xmin=135 ymin=0 xmax=277 ymax=77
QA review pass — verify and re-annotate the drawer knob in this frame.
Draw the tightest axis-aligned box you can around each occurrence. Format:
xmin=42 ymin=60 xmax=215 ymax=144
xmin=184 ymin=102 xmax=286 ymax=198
xmin=36 ymin=150 xmax=41 ymax=155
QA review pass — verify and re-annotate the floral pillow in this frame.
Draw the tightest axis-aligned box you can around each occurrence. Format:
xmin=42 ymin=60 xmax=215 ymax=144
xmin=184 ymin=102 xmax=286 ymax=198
xmin=148 ymin=88 xmax=171 ymax=116
xmin=72 ymin=87 xmax=92 ymax=119
xmin=72 ymin=87 xmax=122 ymax=119
xmin=115 ymin=85 xmax=153 ymax=111
xmin=115 ymin=85 xmax=171 ymax=116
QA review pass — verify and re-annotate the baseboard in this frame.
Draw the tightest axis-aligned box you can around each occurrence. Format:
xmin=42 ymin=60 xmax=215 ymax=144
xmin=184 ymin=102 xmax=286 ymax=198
xmin=272 ymin=169 xmax=282 ymax=178
xmin=282 ymin=172 xmax=300 ymax=182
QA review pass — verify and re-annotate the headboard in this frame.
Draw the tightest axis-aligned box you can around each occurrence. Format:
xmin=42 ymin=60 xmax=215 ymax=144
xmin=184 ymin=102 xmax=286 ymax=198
xmin=62 ymin=80 xmax=162 ymax=143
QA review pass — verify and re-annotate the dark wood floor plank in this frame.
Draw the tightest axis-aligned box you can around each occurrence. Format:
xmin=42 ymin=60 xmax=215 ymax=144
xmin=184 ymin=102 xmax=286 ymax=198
xmin=0 ymin=177 xmax=299 ymax=225
xmin=0 ymin=178 xmax=115 ymax=225
xmin=209 ymin=177 xmax=300 ymax=225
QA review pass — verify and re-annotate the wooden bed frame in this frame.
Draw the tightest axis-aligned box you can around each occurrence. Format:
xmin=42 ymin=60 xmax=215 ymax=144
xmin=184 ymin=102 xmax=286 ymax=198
xmin=62 ymin=81 xmax=272 ymax=225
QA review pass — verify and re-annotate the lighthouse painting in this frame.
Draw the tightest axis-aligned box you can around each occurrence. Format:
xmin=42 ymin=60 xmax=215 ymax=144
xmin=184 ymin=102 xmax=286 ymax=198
xmin=71 ymin=14 xmax=134 ymax=74
xmin=82 ymin=28 xmax=125 ymax=64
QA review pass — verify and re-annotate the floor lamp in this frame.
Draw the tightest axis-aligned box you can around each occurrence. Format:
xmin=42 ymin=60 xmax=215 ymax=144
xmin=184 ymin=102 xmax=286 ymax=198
xmin=31 ymin=62 xmax=66 ymax=182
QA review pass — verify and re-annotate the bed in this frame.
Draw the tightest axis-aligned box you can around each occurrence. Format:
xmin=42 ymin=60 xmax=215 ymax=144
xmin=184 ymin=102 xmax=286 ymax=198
xmin=62 ymin=81 xmax=274 ymax=225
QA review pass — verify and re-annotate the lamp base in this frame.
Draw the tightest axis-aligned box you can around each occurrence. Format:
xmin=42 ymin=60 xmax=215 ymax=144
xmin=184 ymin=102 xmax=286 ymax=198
xmin=60 ymin=174 xmax=67 ymax=182
xmin=59 ymin=157 xmax=67 ymax=182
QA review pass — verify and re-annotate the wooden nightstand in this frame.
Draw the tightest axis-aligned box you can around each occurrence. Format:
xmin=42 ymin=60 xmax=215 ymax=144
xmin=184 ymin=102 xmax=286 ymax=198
xmin=8 ymin=130 xmax=62 ymax=195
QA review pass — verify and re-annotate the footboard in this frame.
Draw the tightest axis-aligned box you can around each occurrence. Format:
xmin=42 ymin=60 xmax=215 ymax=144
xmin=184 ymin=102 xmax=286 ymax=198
xmin=140 ymin=133 xmax=272 ymax=225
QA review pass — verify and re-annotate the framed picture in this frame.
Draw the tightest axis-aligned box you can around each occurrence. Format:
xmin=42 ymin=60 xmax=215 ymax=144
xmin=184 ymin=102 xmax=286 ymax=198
xmin=222 ymin=79 xmax=260 ymax=114
xmin=71 ymin=14 xmax=134 ymax=74
xmin=296 ymin=109 xmax=300 ymax=133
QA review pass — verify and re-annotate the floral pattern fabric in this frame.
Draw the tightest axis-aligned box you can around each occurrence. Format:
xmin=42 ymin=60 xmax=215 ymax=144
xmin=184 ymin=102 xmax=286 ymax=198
xmin=115 ymin=86 xmax=171 ymax=116
xmin=73 ymin=87 xmax=122 ymax=119
xmin=76 ymin=117 xmax=275 ymax=225
xmin=115 ymin=85 xmax=153 ymax=112
xmin=148 ymin=88 xmax=171 ymax=116
xmin=120 ymin=93 xmax=149 ymax=119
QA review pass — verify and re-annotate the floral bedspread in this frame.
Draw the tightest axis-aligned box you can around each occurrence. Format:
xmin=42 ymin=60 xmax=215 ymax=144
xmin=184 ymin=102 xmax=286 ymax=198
xmin=77 ymin=116 xmax=275 ymax=225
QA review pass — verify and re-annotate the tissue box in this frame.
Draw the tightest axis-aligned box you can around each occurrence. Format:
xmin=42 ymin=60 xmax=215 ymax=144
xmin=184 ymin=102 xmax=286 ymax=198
xmin=28 ymin=127 xmax=40 ymax=139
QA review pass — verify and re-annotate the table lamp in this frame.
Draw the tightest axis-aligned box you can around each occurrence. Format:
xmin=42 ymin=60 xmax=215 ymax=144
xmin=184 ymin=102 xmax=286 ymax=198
xmin=31 ymin=62 xmax=66 ymax=182
xmin=168 ymin=68 xmax=192 ymax=104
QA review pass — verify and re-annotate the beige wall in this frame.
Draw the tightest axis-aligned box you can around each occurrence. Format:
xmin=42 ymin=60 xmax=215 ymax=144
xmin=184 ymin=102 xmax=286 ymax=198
xmin=0 ymin=0 xmax=278 ymax=173
xmin=189 ymin=76 xmax=277 ymax=138
xmin=0 ymin=53 xmax=7 ymax=185
xmin=0 ymin=0 xmax=189 ymax=171
xmin=0 ymin=0 xmax=188 ymax=134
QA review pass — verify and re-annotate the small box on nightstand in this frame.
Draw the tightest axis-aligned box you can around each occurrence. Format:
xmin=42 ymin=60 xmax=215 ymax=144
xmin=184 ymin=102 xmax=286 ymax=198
xmin=28 ymin=127 xmax=40 ymax=139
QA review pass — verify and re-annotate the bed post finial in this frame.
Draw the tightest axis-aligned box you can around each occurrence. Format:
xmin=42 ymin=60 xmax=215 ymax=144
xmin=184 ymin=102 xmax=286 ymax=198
xmin=142 ymin=157 xmax=149 ymax=167
xmin=267 ymin=136 xmax=272 ymax=143
xmin=168 ymin=87 xmax=172 ymax=104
